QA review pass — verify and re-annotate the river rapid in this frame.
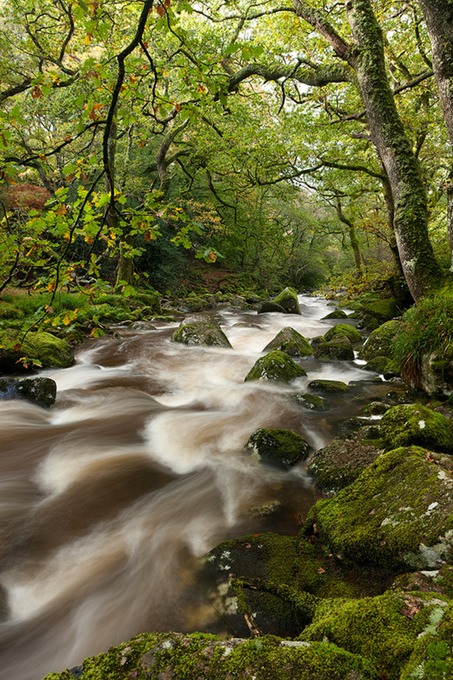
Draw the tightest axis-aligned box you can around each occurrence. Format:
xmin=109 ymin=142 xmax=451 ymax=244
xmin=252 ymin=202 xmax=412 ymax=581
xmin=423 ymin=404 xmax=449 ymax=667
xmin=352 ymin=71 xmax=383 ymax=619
xmin=0 ymin=295 xmax=392 ymax=679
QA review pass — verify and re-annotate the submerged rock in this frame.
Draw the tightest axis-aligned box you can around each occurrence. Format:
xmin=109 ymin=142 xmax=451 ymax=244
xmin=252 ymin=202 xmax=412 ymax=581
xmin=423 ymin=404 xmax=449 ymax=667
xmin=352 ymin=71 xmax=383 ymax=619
xmin=246 ymin=428 xmax=310 ymax=468
xmin=244 ymin=350 xmax=306 ymax=383
xmin=304 ymin=446 xmax=453 ymax=570
xmin=0 ymin=329 xmax=74 ymax=372
xmin=380 ymin=403 xmax=453 ymax=453
xmin=263 ymin=326 xmax=313 ymax=357
xmin=0 ymin=377 xmax=57 ymax=408
xmin=171 ymin=317 xmax=232 ymax=348
xmin=295 ymin=393 xmax=326 ymax=411
xmin=307 ymin=380 xmax=349 ymax=393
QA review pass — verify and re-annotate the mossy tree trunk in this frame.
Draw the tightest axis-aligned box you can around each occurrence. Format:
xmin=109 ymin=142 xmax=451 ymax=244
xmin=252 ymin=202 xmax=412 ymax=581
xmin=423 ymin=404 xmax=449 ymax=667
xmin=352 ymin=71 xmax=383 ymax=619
xmin=417 ymin=0 xmax=453 ymax=269
xmin=345 ymin=0 xmax=443 ymax=299
xmin=293 ymin=0 xmax=443 ymax=300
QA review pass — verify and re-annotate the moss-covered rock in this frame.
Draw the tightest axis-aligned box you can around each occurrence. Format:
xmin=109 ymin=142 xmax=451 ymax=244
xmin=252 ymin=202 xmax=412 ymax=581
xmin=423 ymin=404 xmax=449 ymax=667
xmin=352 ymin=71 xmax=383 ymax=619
xmin=307 ymin=380 xmax=350 ymax=393
xmin=419 ymin=345 xmax=453 ymax=397
xmin=299 ymin=589 xmax=451 ymax=680
xmin=313 ymin=335 xmax=355 ymax=361
xmin=263 ymin=326 xmax=313 ymax=357
xmin=257 ymin=301 xmax=287 ymax=314
xmin=246 ymin=428 xmax=310 ymax=468
xmin=303 ymin=446 xmax=453 ymax=570
xmin=171 ymin=317 xmax=232 ymax=348
xmin=295 ymin=393 xmax=327 ymax=410
xmin=360 ymin=297 xmax=400 ymax=322
xmin=380 ymin=404 xmax=453 ymax=453
xmin=307 ymin=439 xmax=383 ymax=492
xmin=400 ymin=602 xmax=453 ymax=679
xmin=43 ymin=632 xmax=379 ymax=680
xmin=0 ymin=376 xmax=57 ymax=407
xmin=0 ymin=329 xmax=74 ymax=372
xmin=322 ymin=309 xmax=348 ymax=320
xmin=363 ymin=355 xmax=393 ymax=374
xmin=360 ymin=319 xmax=404 ymax=361
xmin=324 ymin=324 xmax=362 ymax=344
xmin=244 ymin=350 xmax=306 ymax=383
xmin=271 ymin=286 xmax=302 ymax=315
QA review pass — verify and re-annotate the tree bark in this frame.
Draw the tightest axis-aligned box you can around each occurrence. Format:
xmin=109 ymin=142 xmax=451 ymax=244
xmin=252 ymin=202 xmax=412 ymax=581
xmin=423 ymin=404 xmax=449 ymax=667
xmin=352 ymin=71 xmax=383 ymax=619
xmin=416 ymin=0 xmax=453 ymax=268
xmin=292 ymin=0 xmax=444 ymax=299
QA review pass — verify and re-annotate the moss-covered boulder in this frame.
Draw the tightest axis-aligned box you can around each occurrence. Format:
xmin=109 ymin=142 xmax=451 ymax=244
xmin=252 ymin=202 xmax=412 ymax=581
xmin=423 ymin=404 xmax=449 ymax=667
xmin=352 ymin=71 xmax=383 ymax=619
xmin=360 ymin=319 xmax=403 ymax=361
xmin=246 ymin=428 xmax=310 ymax=468
xmin=303 ymin=446 xmax=453 ymax=570
xmin=322 ymin=309 xmax=348 ymax=320
xmin=0 ymin=376 xmax=57 ymax=408
xmin=400 ymin=602 xmax=453 ymax=680
xmin=380 ymin=404 xmax=453 ymax=453
xmin=257 ymin=301 xmax=287 ymax=314
xmin=324 ymin=323 xmax=362 ymax=345
xmin=360 ymin=297 xmax=400 ymax=322
xmin=295 ymin=393 xmax=326 ymax=411
xmin=419 ymin=345 xmax=453 ymax=397
xmin=307 ymin=380 xmax=349 ymax=393
xmin=271 ymin=286 xmax=302 ymax=315
xmin=313 ymin=335 xmax=354 ymax=361
xmin=0 ymin=329 xmax=74 ymax=372
xmin=171 ymin=317 xmax=232 ymax=348
xmin=263 ymin=326 xmax=313 ymax=357
xmin=299 ymin=589 xmax=451 ymax=680
xmin=43 ymin=632 xmax=379 ymax=680
xmin=244 ymin=350 xmax=306 ymax=383
xmin=307 ymin=439 xmax=383 ymax=493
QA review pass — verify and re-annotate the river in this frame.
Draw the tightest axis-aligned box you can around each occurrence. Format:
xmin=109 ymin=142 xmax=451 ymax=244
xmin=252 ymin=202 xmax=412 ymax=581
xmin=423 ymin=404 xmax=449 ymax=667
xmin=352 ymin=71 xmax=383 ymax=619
xmin=0 ymin=295 xmax=391 ymax=679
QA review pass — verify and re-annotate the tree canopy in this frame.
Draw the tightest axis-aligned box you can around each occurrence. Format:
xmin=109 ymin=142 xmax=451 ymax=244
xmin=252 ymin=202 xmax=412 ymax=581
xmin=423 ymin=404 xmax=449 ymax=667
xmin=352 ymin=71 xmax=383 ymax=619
xmin=0 ymin=0 xmax=452 ymax=299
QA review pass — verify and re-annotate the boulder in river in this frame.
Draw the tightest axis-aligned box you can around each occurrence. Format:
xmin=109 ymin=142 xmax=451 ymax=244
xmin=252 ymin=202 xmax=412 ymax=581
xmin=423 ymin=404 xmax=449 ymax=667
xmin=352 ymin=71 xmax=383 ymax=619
xmin=171 ymin=317 xmax=232 ymax=348
xmin=307 ymin=438 xmax=383 ymax=493
xmin=0 ymin=377 xmax=57 ymax=408
xmin=379 ymin=403 xmax=453 ymax=453
xmin=308 ymin=379 xmax=350 ymax=393
xmin=262 ymin=326 xmax=313 ymax=357
xmin=313 ymin=334 xmax=354 ymax=361
xmin=246 ymin=427 xmax=310 ymax=468
xmin=0 ymin=329 xmax=74 ymax=372
xmin=303 ymin=446 xmax=453 ymax=570
xmin=359 ymin=319 xmax=403 ymax=361
xmin=324 ymin=323 xmax=362 ymax=345
xmin=295 ymin=393 xmax=326 ymax=410
xmin=258 ymin=287 xmax=301 ymax=315
xmin=244 ymin=349 xmax=306 ymax=382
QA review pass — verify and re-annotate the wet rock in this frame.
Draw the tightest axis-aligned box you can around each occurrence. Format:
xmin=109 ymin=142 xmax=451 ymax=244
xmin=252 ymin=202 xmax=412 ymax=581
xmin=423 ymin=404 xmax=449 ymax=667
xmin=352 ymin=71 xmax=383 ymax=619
xmin=246 ymin=428 xmax=310 ymax=468
xmin=295 ymin=393 xmax=326 ymax=410
xmin=0 ymin=329 xmax=74 ymax=372
xmin=308 ymin=379 xmax=350 ymax=393
xmin=244 ymin=350 xmax=306 ymax=383
xmin=380 ymin=403 xmax=453 ymax=453
xmin=324 ymin=323 xmax=362 ymax=345
xmin=257 ymin=301 xmax=287 ymax=314
xmin=359 ymin=319 xmax=403 ymax=361
xmin=419 ymin=346 xmax=453 ymax=397
xmin=362 ymin=355 xmax=392 ymax=374
xmin=43 ymin=630 xmax=379 ymax=679
xmin=171 ymin=317 xmax=232 ymax=348
xmin=299 ymin=588 xmax=451 ymax=680
xmin=322 ymin=309 xmax=348 ymax=320
xmin=308 ymin=439 xmax=383 ymax=492
xmin=313 ymin=334 xmax=355 ymax=361
xmin=271 ymin=286 xmax=302 ymax=314
xmin=0 ymin=377 xmax=57 ymax=408
xmin=303 ymin=446 xmax=453 ymax=570
xmin=263 ymin=326 xmax=313 ymax=357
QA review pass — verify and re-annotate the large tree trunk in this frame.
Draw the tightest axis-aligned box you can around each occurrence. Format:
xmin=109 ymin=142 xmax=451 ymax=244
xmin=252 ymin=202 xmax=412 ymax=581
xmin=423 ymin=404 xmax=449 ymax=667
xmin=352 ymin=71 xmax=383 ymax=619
xmin=292 ymin=0 xmax=443 ymax=299
xmin=416 ymin=0 xmax=453 ymax=268
xmin=345 ymin=0 xmax=443 ymax=299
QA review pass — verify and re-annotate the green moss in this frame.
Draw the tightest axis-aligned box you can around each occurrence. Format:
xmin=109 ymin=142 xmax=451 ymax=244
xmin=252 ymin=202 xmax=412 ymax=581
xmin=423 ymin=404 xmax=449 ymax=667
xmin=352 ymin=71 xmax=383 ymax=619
xmin=361 ymin=298 xmax=399 ymax=321
xmin=380 ymin=404 xmax=453 ymax=453
xmin=172 ymin=319 xmax=232 ymax=348
xmin=295 ymin=393 xmax=326 ymax=410
xmin=324 ymin=324 xmax=362 ymax=344
xmin=307 ymin=380 xmax=349 ymax=393
xmin=313 ymin=335 xmax=355 ymax=360
xmin=271 ymin=286 xmax=301 ymax=314
xmin=263 ymin=326 xmax=313 ymax=357
xmin=246 ymin=428 xmax=310 ymax=468
xmin=400 ymin=603 xmax=453 ymax=679
xmin=299 ymin=590 xmax=450 ymax=680
xmin=303 ymin=447 xmax=453 ymax=570
xmin=0 ymin=329 xmax=74 ymax=370
xmin=308 ymin=439 xmax=382 ymax=492
xmin=360 ymin=319 xmax=403 ymax=361
xmin=43 ymin=634 xmax=379 ymax=679
xmin=244 ymin=350 xmax=306 ymax=382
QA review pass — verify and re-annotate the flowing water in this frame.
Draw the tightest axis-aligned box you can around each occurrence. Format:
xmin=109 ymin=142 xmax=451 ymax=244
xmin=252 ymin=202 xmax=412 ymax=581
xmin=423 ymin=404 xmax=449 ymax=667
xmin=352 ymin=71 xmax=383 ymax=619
xmin=0 ymin=296 xmax=393 ymax=679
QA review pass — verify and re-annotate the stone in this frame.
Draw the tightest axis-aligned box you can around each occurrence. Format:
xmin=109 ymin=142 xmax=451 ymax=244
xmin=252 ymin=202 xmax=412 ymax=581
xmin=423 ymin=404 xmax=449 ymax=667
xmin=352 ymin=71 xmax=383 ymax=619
xmin=171 ymin=317 xmax=232 ymax=348
xmin=380 ymin=403 xmax=453 ymax=453
xmin=246 ymin=428 xmax=310 ymax=468
xmin=271 ymin=286 xmax=302 ymax=315
xmin=324 ymin=323 xmax=362 ymax=345
xmin=308 ymin=439 xmax=383 ymax=492
xmin=295 ymin=393 xmax=326 ymax=410
xmin=263 ymin=326 xmax=313 ymax=357
xmin=244 ymin=350 xmax=306 ymax=383
xmin=313 ymin=335 xmax=354 ymax=361
xmin=0 ymin=377 xmax=57 ymax=408
xmin=303 ymin=446 xmax=453 ymax=571
xmin=0 ymin=329 xmax=74 ymax=372
xmin=359 ymin=319 xmax=403 ymax=361
xmin=307 ymin=380 xmax=349 ymax=393
xmin=322 ymin=309 xmax=348 ymax=319
xmin=257 ymin=301 xmax=287 ymax=314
